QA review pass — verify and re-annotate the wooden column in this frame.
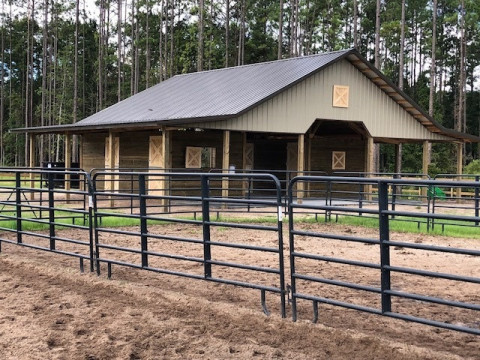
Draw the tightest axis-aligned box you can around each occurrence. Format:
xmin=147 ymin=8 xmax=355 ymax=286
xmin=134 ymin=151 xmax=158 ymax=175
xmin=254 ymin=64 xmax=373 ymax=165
xmin=29 ymin=133 xmax=35 ymax=200
xmin=422 ymin=140 xmax=430 ymax=199
xmin=306 ymin=135 xmax=312 ymax=193
xmin=394 ymin=143 xmax=402 ymax=174
xmin=242 ymin=132 xmax=247 ymax=195
xmin=105 ymin=131 xmax=118 ymax=207
xmin=162 ymin=129 xmax=171 ymax=210
xmin=456 ymin=143 xmax=463 ymax=199
xmin=365 ymin=136 xmax=374 ymax=201
xmin=222 ymin=130 xmax=230 ymax=202
xmin=65 ymin=134 xmax=72 ymax=202
xmin=297 ymin=134 xmax=305 ymax=203
xmin=422 ymin=141 xmax=430 ymax=176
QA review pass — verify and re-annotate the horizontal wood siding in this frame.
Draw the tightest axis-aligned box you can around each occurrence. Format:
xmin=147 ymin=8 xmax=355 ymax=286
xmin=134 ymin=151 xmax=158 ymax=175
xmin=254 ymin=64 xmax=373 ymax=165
xmin=82 ymin=133 xmax=107 ymax=173
xmin=119 ymin=131 xmax=149 ymax=169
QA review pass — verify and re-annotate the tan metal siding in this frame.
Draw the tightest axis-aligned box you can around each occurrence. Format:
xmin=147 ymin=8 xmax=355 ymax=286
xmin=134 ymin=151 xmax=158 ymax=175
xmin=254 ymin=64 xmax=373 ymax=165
xmin=197 ymin=60 xmax=450 ymax=141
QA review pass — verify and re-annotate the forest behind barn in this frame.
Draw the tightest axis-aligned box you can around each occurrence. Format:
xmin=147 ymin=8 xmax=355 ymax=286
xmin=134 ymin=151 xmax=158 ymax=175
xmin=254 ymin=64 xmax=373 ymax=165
xmin=0 ymin=0 xmax=479 ymax=174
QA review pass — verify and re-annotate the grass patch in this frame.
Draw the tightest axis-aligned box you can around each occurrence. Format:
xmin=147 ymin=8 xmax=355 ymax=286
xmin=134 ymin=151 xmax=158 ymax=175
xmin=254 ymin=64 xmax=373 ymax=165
xmin=297 ymin=213 xmax=480 ymax=239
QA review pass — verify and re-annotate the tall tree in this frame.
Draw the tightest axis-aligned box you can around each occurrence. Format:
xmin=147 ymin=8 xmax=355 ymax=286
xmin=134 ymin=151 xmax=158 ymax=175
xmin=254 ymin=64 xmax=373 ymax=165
xmin=198 ymin=0 xmax=204 ymax=71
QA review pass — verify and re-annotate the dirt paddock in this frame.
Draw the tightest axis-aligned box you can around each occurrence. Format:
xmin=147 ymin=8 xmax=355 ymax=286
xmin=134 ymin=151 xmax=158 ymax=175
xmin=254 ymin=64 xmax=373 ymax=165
xmin=0 ymin=221 xmax=479 ymax=359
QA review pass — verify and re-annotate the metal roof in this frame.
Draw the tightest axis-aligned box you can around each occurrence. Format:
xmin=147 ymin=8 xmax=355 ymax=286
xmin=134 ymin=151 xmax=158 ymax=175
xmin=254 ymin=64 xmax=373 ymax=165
xmin=19 ymin=49 xmax=352 ymax=132
xmin=14 ymin=48 xmax=480 ymax=143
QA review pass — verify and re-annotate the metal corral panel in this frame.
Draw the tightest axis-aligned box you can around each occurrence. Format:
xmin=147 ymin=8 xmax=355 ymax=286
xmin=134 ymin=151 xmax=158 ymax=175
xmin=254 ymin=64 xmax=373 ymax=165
xmin=197 ymin=60 xmax=450 ymax=141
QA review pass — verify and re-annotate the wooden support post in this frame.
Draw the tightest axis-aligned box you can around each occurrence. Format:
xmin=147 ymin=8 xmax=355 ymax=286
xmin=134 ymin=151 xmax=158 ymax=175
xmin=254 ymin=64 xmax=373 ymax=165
xmin=456 ymin=143 xmax=463 ymax=200
xmin=222 ymin=130 xmax=230 ymax=205
xmin=65 ymin=134 xmax=72 ymax=202
xmin=422 ymin=140 xmax=430 ymax=200
xmin=105 ymin=131 xmax=118 ymax=207
xmin=297 ymin=134 xmax=305 ymax=203
xmin=394 ymin=143 xmax=402 ymax=174
xmin=29 ymin=133 xmax=35 ymax=200
xmin=306 ymin=136 xmax=312 ymax=193
xmin=242 ymin=132 xmax=247 ymax=195
xmin=365 ymin=136 xmax=374 ymax=201
xmin=161 ymin=128 xmax=171 ymax=210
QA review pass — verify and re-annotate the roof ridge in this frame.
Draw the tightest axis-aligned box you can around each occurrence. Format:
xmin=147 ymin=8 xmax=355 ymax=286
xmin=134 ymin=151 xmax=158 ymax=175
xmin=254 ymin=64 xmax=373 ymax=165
xmin=173 ymin=48 xmax=354 ymax=78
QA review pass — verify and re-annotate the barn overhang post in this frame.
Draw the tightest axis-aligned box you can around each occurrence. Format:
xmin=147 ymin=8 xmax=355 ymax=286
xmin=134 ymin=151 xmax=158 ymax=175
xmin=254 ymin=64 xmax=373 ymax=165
xmin=241 ymin=132 xmax=248 ymax=195
xmin=297 ymin=134 xmax=305 ymax=203
xmin=148 ymin=127 xmax=171 ymax=211
xmin=456 ymin=142 xmax=463 ymax=199
xmin=222 ymin=130 xmax=230 ymax=204
xmin=365 ymin=136 xmax=374 ymax=201
xmin=105 ymin=130 xmax=119 ymax=207
xmin=64 ymin=133 xmax=72 ymax=202
xmin=28 ymin=132 xmax=35 ymax=200
xmin=394 ymin=143 xmax=402 ymax=174
xmin=422 ymin=140 xmax=430 ymax=199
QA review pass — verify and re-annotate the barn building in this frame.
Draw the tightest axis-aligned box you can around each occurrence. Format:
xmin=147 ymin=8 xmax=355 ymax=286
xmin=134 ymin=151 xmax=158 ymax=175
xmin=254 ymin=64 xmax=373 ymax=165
xmin=19 ymin=48 xmax=479 ymax=195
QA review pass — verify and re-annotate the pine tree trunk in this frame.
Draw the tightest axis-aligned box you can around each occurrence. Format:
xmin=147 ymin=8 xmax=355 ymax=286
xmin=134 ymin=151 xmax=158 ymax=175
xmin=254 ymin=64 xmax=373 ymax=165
xmin=198 ymin=0 xmax=204 ymax=72
xmin=278 ymin=0 xmax=283 ymax=59
xmin=353 ymin=0 xmax=358 ymax=49
xmin=374 ymin=0 xmax=381 ymax=69
xmin=225 ymin=0 xmax=229 ymax=67
xmin=399 ymin=0 xmax=405 ymax=90
xmin=117 ymin=0 xmax=122 ymax=100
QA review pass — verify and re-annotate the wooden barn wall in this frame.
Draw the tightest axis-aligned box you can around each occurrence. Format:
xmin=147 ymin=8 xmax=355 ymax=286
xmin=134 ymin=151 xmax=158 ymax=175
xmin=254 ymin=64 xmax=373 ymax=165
xmin=81 ymin=132 xmax=107 ymax=173
xmin=118 ymin=131 xmax=150 ymax=169
xmin=310 ymin=135 xmax=365 ymax=174
xmin=308 ymin=135 xmax=366 ymax=197
xmin=170 ymin=130 xmax=243 ymax=171
xmin=195 ymin=59 xmax=450 ymax=142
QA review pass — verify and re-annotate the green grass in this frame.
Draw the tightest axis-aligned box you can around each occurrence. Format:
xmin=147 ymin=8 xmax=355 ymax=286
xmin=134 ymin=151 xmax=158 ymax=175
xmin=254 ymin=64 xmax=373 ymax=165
xmin=0 ymin=208 xmax=478 ymax=239
xmin=296 ymin=213 xmax=480 ymax=239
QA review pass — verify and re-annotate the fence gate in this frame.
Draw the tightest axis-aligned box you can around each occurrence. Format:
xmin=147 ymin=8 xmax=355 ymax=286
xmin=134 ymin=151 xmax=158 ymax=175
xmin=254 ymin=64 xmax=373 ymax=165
xmin=92 ymin=171 xmax=286 ymax=317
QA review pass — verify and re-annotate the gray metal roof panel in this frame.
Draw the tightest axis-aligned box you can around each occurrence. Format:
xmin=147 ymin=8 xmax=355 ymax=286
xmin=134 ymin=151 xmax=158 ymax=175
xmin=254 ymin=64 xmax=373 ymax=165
xmin=73 ymin=49 xmax=352 ymax=127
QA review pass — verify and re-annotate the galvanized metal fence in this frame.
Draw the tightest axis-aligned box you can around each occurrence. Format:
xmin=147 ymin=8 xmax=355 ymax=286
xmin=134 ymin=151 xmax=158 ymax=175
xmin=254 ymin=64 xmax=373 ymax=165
xmin=288 ymin=176 xmax=480 ymax=335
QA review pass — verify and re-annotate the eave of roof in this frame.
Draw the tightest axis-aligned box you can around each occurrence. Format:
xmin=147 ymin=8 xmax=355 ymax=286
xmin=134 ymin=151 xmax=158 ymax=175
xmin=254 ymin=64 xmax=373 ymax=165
xmin=345 ymin=52 xmax=480 ymax=143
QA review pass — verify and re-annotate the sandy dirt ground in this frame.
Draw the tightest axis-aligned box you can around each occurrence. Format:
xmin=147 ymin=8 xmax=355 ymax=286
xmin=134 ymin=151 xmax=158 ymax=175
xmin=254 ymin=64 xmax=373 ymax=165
xmin=0 ymin=220 xmax=479 ymax=359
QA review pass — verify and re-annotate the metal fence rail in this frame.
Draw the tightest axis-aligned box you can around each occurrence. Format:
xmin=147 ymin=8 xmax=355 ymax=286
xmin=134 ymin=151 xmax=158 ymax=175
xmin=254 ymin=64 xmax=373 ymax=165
xmin=0 ymin=168 xmax=94 ymax=272
xmin=288 ymin=176 xmax=480 ymax=335
xmin=92 ymin=171 xmax=286 ymax=317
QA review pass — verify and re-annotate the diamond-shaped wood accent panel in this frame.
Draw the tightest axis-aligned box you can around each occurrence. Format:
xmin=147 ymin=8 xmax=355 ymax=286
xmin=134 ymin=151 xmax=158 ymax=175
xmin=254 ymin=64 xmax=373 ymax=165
xmin=245 ymin=143 xmax=254 ymax=170
xmin=333 ymin=85 xmax=349 ymax=108
xmin=332 ymin=151 xmax=346 ymax=170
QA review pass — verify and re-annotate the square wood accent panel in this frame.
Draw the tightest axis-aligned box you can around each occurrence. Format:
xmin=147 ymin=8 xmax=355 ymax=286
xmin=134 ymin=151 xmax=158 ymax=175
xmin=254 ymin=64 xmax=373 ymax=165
xmin=333 ymin=85 xmax=349 ymax=108
xmin=332 ymin=151 xmax=346 ymax=170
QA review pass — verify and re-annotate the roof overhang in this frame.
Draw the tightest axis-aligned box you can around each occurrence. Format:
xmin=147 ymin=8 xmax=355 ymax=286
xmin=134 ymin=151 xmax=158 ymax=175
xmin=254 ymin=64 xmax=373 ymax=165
xmin=345 ymin=52 xmax=479 ymax=143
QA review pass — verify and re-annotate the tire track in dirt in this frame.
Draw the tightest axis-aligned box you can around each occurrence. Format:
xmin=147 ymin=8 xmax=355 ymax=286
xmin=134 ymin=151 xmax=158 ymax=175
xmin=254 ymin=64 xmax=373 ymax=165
xmin=0 ymin=248 xmax=473 ymax=360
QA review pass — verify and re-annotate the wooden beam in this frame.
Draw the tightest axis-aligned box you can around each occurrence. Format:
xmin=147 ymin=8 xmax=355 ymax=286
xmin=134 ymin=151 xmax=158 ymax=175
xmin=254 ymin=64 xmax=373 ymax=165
xmin=422 ymin=140 xmax=430 ymax=200
xmin=29 ymin=133 xmax=35 ymax=200
xmin=395 ymin=143 xmax=402 ymax=174
xmin=162 ymin=128 xmax=171 ymax=210
xmin=297 ymin=134 xmax=305 ymax=203
xmin=456 ymin=143 xmax=463 ymax=199
xmin=242 ymin=132 xmax=247 ymax=195
xmin=65 ymin=134 xmax=72 ymax=202
xmin=222 ymin=130 xmax=230 ymax=203
xmin=365 ymin=136 xmax=374 ymax=201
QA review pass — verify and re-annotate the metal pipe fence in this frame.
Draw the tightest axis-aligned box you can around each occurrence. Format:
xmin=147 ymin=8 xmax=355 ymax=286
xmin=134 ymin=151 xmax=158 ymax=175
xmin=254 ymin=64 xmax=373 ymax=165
xmin=288 ymin=176 xmax=480 ymax=335
xmin=0 ymin=168 xmax=479 ymax=334
xmin=0 ymin=168 xmax=94 ymax=272
xmin=92 ymin=171 xmax=287 ymax=317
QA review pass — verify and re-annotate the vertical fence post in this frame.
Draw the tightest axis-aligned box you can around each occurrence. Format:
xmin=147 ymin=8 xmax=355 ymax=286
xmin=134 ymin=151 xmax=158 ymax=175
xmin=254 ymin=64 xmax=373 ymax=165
xmin=475 ymin=176 xmax=479 ymax=226
xmin=86 ymin=174 xmax=95 ymax=273
xmin=378 ymin=181 xmax=392 ymax=314
xmin=288 ymin=178 xmax=297 ymax=321
xmin=48 ymin=172 xmax=55 ymax=250
xmin=92 ymin=176 xmax=101 ymax=276
xmin=139 ymin=174 xmax=148 ymax=268
xmin=201 ymin=175 xmax=212 ymax=278
xmin=275 ymin=175 xmax=286 ymax=319
xmin=15 ymin=172 xmax=22 ymax=244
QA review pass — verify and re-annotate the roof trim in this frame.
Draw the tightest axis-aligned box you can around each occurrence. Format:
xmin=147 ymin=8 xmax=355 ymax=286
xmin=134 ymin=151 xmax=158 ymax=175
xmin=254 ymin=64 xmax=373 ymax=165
xmin=345 ymin=52 xmax=480 ymax=143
